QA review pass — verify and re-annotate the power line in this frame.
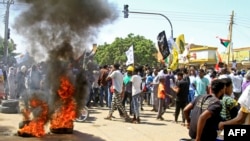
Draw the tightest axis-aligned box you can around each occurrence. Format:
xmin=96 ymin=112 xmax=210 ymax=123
xmin=235 ymin=23 xmax=250 ymax=29
xmin=234 ymin=25 xmax=250 ymax=40
xmin=124 ymin=15 xmax=229 ymax=24
xmin=119 ymin=8 xmax=230 ymax=19
xmin=119 ymin=11 xmax=230 ymax=23
xmin=235 ymin=19 xmax=250 ymax=26
xmin=119 ymin=8 xmax=249 ymax=27
xmin=235 ymin=15 xmax=250 ymax=22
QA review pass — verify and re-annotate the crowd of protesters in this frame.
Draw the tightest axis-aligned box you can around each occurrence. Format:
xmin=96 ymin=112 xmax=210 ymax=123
xmin=85 ymin=63 xmax=250 ymax=141
xmin=0 ymin=63 xmax=47 ymax=100
xmin=1 ymin=62 xmax=250 ymax=141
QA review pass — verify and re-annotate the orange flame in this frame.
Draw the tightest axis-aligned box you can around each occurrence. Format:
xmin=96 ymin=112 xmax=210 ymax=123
xmin=50 ymin=76 xmax=76 ymax=130
xmin=18 ymin=98 xmax=49 ymax=137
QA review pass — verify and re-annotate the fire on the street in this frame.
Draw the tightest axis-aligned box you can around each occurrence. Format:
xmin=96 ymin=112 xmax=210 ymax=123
xmin=50 ymin=76 xmax=76 ymax=133
xmin=18 ymin=98 xmax=49 ymax=137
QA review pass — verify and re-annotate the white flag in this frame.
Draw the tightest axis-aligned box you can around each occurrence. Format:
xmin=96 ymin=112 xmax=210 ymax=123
xmin=125 ymin=45 xmax=134 ymax=66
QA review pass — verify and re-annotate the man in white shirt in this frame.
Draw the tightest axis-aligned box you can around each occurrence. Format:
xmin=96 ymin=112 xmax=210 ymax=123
xmin=104 ymin=64 xmax=130 ymax=122
xmin=230 ymin=70 xmax=243 ymax=100
xmin=218 ymin=68 xmax=230 ymax=79
xmin=131 ymin=67 xmax=142 ymax=123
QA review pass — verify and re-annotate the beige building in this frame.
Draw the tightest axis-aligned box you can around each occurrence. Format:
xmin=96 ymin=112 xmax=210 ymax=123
xmin=221 ymin=46 xmax=250 ymax=69
xmin=189 ymin=44 xmax=218 ymax=64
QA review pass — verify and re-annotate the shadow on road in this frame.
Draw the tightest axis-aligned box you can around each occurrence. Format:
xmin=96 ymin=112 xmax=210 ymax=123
xmin=141 ymin=122 xmax=167 ymax=126
xmin=0 ymin=126 xmax=15 ymax=137
xmin=88 ymin=109 xmax=101 ymax=114
xmin=80 ymin=116 xmax=97 ymax=123
xmin=0 ymin=130 xmax=107 ymax=141
xmin=40 ymin=130 xmax=107 ymax=141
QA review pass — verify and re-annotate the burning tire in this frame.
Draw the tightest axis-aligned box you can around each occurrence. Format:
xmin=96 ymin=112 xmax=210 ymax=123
xmin=17 ymin=131 xmax=36 ymax=137
xmin=75 ymin=106 xmax=89 ymax=122
xmin=50 ymin=128 xmax=73 ymax=134
xmin=0 ymin=105 xmax=18 ymax=114
xmin=19 ymin=120 xmax=31 ymax=129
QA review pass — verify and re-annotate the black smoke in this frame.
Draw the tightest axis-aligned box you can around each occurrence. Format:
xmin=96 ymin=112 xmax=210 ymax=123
xmin=14 ymin=0 xmax=118 ymax=125
xmin=14 ymin=0 xmax=118 ymax=60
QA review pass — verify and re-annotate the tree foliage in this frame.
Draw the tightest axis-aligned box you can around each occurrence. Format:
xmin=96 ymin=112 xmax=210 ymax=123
xmin=94 ymin=33 xmax=158 ymax=66
xmin=0 ymin=36 xmax=18 ymax=65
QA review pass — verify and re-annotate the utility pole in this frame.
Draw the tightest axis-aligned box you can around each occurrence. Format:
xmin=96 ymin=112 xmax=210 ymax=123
xmin=227 ymin=10 xmax=234 ymax=66
xmin=0 ymin=0 xmax=14 ymax=65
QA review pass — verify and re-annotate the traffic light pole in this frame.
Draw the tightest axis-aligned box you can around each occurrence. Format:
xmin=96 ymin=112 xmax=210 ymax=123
xmin=128 ymin=11 xmax=173 ymax=38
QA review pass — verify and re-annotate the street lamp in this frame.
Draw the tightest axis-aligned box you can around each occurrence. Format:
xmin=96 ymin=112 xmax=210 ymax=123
xmin=123 ymin=4 xmax=173 ymax=38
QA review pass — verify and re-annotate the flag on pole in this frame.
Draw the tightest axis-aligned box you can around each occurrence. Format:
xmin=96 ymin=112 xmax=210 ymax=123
xmin=169 ymin=47 xmax=178 ymax=71
xmin=157 ymin=31 xmax=170 ymax=60
xmin=125 ymin=45 xmax=134 ymax=66
xmin=175 ymin=34 xmax=185 ymax=54
xmin=217 ymin=36 xmax=230 ymax=48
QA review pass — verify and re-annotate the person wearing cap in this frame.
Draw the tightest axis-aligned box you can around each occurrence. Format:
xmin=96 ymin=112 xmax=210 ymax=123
xmin=118 ymin=65 xmax=134 ymax=117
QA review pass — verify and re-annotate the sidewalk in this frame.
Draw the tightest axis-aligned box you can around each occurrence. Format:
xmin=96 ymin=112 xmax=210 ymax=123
xmin=0 ymin=105 xmax=190 ymax=141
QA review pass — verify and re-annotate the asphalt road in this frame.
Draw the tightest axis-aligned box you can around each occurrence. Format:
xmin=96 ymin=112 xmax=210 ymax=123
xmin=0 ymin=105 xmax=190 ymax=141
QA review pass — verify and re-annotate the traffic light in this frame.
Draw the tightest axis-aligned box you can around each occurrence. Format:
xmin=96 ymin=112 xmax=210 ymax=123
xmin=123 ymin=4 xmax=129 ymax=18
xmin=7 ymin=28 xmax=10 ymax=39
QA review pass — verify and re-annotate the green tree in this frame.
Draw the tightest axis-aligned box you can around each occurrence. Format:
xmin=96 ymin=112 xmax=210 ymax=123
xmin=94 ymin=33 xmax=158 ymax=66
xmin=0 ymin=37 xmax=18 ymax=65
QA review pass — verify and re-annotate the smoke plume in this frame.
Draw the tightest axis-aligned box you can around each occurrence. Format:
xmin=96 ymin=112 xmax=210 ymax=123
xmin=14 ymin=0 xmax=118 ymax=60
xmin=14 ymin=0 xmax=119 ymax=130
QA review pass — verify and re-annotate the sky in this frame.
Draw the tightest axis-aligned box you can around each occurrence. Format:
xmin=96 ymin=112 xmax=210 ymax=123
xmin=0 ymin=0 xmax=250 ymax=54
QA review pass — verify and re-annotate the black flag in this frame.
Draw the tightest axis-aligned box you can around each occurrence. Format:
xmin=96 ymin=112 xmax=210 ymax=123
xmin=157 ymin=31 xmax=170 ymax=60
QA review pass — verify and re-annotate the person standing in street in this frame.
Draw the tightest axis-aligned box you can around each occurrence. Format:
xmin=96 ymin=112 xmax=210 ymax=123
xmin=119 ymin=66 xmax=133 ymax=116
xmin=104 ymin=64 xmax=130 ymax=122
xmin=98 ymin=65 xmax=109 ymax=107
xmin=131 ymin=67 xmax=142 ymax=123
xmin=151 ymin=68 xmax=160 ymax=112
xmin=188 ymin=69 xmax=196 ymax=103
xmin=16 ymin=66 xmax=27 ymax=99
xmin=172 ymin=72 xmax=189 ymax=125
xmin=156 ymin=75 xmax=166 ymax=120
xmin=230 ymin=70 xmax=243 ymax=101
xmin=184 ymin=79 xmax=225 ymax=141
xmin=7 ymin=67 xmax=16 ymax=99
xmin=192 ymin=69 xmax=209 ymax=98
